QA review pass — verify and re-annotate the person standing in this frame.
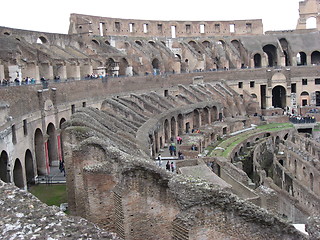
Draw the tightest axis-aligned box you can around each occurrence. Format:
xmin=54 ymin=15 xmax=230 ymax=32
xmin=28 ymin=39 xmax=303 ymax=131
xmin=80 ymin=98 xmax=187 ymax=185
xmin=171 ymin=162 xmax=175 ymax=173
xmin=157 ymin=154 xmax=162 ymax=166
xmin=166 ymin=161 xmax=170 ymax=171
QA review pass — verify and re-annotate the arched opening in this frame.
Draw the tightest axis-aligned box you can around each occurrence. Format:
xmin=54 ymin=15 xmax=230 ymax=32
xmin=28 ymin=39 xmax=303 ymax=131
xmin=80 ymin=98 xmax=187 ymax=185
xmin=59 ymin=118 xmax=66 ymax=129
xmin=193 ymin=109 xmax=200 ymax=129
xmin=306 ymin=17 xmax=317 ymax=29
xmin=177 ymin=114 xmax=184 ymax=136
xmin=263 ymin=44 xmax=277 ymax=67
xmin=310 ymin=172 xmax=314 ymax=191
xmin=272 ymin=85 xmax=286 ymax=109
xmin=148 ymin=41 xmax=156 ymax=47
xmin=34 ymin=128 xmax=46 ymax=175
xmin=0 ymin=151 xmax=9 ymax=182
xmin=254 ymin=53 xmax=261 ymax=68
xmin=36 ymin=36 xmax=48 ymax=44
xmin=135 ymin=40 xmax=142 ymax=46
xmin=91 ymin=39 xmax=100 ymax=45
xmin=164 ymin=119 xmax=169 ymax=143
xmin=152 ymin=58 xmax=160 ymax=75
xmin=297 ymin=52 xmax=307 ymax=66
xmin=25 ymin=149 xmax=35 ymax=186
xmin=311 ymin=51 xmax=320 ymax=65
xmin=119 ymin=58 xmax=129 ymax=76
xmin=13 ymin=159 xmax=24 ymax=189
xmin=106 ymin=58 xmax=118 ymax=77
xmin=211 ymin=106 xmax=218 ymax=122
xmin=202 ymin=41 xmax=211 ymax=48
xmin=47 ymin=123 xmax=58 ymax=169
xmin=300 ymin=91 xmax=309 ymax=106
xmin=251 ymin=93 xmax=258 ymax=99
xmin=279 ymin=38 xmax=291 ymax=66
xmin=170 ymin=117 xmax=176 ymax=138
xmin=201 ymin=107 xmax=209 ymax=125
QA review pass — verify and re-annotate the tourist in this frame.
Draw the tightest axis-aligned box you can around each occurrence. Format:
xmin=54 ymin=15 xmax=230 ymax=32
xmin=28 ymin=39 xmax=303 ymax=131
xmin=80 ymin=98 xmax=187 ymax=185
xmin=171 ymin=162 xmax=175 ymax=172
xmin=166 ymin=161 xmax=170 ymax=171
xmin=169 ymin=144 xmax=174 ymax=156
xmin=157 ymin=154 xmax=162 ymax=166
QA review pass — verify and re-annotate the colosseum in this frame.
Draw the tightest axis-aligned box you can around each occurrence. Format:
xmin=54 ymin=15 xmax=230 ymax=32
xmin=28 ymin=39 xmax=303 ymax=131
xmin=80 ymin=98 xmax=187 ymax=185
xmin=1 ymin=0 xmax=320 ymax=239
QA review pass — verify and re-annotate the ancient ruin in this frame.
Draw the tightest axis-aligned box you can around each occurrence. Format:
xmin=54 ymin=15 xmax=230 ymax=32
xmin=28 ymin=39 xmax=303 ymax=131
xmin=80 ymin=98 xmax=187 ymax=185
xmin=1 ymin=0 xmax=320 ymax=239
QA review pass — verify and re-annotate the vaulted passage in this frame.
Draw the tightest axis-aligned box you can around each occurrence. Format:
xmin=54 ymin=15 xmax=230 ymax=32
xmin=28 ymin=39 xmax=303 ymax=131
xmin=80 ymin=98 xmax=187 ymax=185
xmin=272 ymin=86 xmax=286 ymax=109
xmin=13 ymin=159 xmax=24 ymax=189
xmin=25 ymin=149 xmax=35 ymax=185
xmin=263 ymin=45 xmax=277 ymax=67
xmin=0 ymin=151 xmax=9 ymax=182
xmin=34 ymin=128 xmax=46 ymax=175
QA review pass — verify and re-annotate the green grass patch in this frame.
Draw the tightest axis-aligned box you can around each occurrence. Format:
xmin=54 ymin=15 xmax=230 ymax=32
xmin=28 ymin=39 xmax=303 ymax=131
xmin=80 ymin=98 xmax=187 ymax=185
xmin=209 ymin=123 xmax=294 ymax=157
xmin=29 ymin=184 xmax=67 ymax=207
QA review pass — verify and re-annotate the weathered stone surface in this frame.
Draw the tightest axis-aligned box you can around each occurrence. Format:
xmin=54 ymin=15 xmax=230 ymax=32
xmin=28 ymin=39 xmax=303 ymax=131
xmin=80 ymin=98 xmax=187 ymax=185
xmin=0 ymin=181 xmax=121 ymax=240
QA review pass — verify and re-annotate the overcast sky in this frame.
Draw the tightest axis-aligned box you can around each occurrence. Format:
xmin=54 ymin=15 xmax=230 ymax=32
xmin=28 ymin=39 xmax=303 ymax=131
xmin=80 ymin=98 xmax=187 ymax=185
xmin=1 ymin=0 xmax=302 ymax=34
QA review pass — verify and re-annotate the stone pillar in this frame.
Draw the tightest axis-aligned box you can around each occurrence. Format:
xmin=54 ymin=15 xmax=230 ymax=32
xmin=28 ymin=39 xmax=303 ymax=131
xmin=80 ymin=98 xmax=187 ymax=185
xmin=266 ymin=87 xmax=273 ymax=109
xmin=53 ymin=64 xmax=67 ymax=80
xmin=66 ymin=63 xmax=81 ymax=80
xmin=0 ymin=64 xmax=4 ymax=80
xmin=80 ymin=64 xmax=93 ymax=78
xmin=8 ymin=65 xmax=21 ymax=82
xmin=22 ymin=62 xmax=39 ymax=80
xmin=39 ymin=63 xmax=53 ymax=80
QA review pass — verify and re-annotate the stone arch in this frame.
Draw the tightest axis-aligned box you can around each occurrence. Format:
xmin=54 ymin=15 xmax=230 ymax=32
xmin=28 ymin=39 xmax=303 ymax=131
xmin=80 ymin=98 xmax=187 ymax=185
xmin=272 ymin=85 xmax=286 ymax=109
xmin=202 ymin=40 xmax=211 ymax=48
xmin=279 ymin=38 xmax=292 ymax=66
xmin=251 ymin=93 xmax=258 ymax=98
xmin=25 ymin=149 xmax=35 ymax=185
xmin=148 ymin=41 xmax=156 ymax=47
xmin=193 ymin=109 xmax=200 ymax=129
xmin=263 ymin=44 xmax=278 ymax=67
xmin=311 ymin=51 xmax=320 ymax=65
xmin=47 ymin=123 xmax=59 ymax=169
xmin=152 ymin=58 xmax=160 ymax=75
xmin=201 ymin=107 xmax=210 ymax=125
xmin=59 ymin=118 xmax=66 ymax=129
xmin=306 ymin=16 xmax=317 ymax=29
xmin=164 ymin=119 xmax=170 ymax=143
xmin=211 ymin=106 xmax=218 ymax=122
xmin=231 ymin=40 xmax=240 ymax=53
xmin=300 ymin=91 xmax=310 ymax=106
xmin=177 ymin=114 xmax=184 ymax=136
xmin=105 ymin=40 xmax=110 ymax=45
xmin=170 ymin=117 xmax=176 ymax=138
xmin=37 ymin=36 xmax=48 ymax=44
xmin=297 ymin=52 xmax=307 ymax=66
xmin=254 ymin=53 xmax=262 ymax=68
xmin=34 ymin=128 xmax=46 ymax=175
xmin=91 ymin=39 xmax=100 ymax=45
xmin=119 ymin=58 xmax=129 ymax=76
xmin=310 ymin=172 xmax=314 ymax=191
xmin=13 ymin=158 xmax=24 ymax=189
xmin=188 ymin=40 xmax=197 ymax=49
xmin=0 ymin=150 xmax=9 ymax=183
xmin=135 ymin=40 xmax=142 ymax=46
xmin=106 ymin=58 xmax=118 ymax=76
